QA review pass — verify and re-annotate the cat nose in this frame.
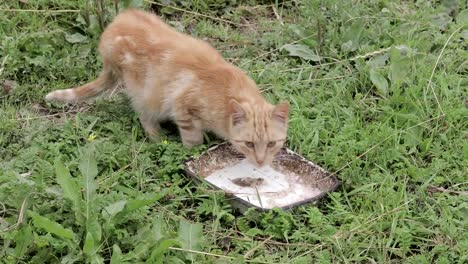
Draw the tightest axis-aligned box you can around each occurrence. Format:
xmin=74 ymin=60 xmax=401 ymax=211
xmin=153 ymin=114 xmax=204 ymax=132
xmin=256 ymin=158 xmax=264 ymax=166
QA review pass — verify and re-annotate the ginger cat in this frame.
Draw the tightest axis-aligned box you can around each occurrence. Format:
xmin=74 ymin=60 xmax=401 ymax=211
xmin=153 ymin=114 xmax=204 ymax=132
xmin=45 ymin=9 xmax=289 ymax=167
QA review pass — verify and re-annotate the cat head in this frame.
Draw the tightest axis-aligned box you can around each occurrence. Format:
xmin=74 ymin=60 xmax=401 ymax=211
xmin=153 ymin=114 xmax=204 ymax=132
xmin=228 ymin=99 xmax=289 ymax=167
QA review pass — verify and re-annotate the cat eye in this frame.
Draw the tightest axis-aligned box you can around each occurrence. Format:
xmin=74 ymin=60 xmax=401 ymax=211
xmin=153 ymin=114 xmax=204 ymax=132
xmin=267 ymin=141 xmax=276 ymax=148
xmin=245 ymin=141 xmax=254 ymax=148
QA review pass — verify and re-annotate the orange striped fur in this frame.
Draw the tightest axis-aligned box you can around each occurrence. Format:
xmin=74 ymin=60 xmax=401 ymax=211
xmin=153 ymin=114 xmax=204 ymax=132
xmin=45 ymin=9 xmax=289 ymax=167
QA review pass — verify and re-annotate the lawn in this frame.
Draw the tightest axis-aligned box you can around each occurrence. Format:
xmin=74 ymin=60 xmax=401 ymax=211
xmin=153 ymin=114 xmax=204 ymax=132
xmin=0 ymin=0 xmax=467 ymax=263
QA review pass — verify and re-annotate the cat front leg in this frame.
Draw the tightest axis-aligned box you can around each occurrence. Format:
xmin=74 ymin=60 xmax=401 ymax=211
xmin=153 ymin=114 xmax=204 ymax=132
xmin=176 ymin=117 xmax=203 ymax=148
xmin=139 ymin=114 xmax=160 ymax=141
xmin=174 ymin=105 xmax=203 ymax=148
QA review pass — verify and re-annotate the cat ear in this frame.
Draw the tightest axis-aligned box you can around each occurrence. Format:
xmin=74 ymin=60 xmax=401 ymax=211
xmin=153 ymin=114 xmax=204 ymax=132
xmin=272 ymin=101 xmax=289 ymax=124
xmin=229 ymin=99 xmax=246 ymax=126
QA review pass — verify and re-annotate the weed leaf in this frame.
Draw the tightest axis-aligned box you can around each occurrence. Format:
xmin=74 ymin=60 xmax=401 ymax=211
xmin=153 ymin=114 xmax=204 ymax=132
xmin=65 ymin=33 xmax=88 ymax=44
xmin=55 ymin=159 xmax=82 ymax=213
xmin=430 ymin=12 xmax=452 ymax=30
xmin=88 ymin=217 xmax=102 ymax=243
xmin=120 ymin=193 xmax=165 ymax=215
xmin=83 ymin=232 xmax=95 ymax=256
xmin=28 ymin=211 xmax=75 ymax=240
xmin=289 ymin=24 xmax=307 ymax=38
xmin=369 ymin=69 xmax=388 ymax=95
xmin=282 ymin=44 xmax=321 ymax=61
xmin=14 ymin=225 xmax=33 ymax=259
xmin=132 ymin=216 xmax=169 ymax=259
xmin=311 ymin=130 xmax=319 ymax=147
xmin=178 ymin=220 xmax=203 ymax=252
xmin=288 ymin=24 xmax=317 ymax=47
xmin=152 ymin=214 xmax=166 ymax=241
xmin=147 ymin=238 xmax=180 ymax=264
xmin=79 ymin=145 xmax=98 ymax=196
xmin=102 ymin=200 xmax=127 ymax=220
xmin=79 ymin=145 xmax=102 ymax=243
xmin=389 ymin=47 xmax=409 ymax=88
xmin=110 ymin=244 xmax=125 ymax=264
xmin=83 ymin=232 xmax=104 ymax=264
xmin=342 ymin=21 xmax=365 ymax=52
xmin=61 ymin=253 xmax=82 ymax=264
xmin=457 ymin=9 xmax=468 ymax=24
xmin=232 ymin=256 xmax=247 ymax=264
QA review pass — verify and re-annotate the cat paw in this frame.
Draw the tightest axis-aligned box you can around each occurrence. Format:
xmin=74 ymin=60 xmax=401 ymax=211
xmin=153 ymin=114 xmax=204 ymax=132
xmin=142 ymin=126 xmax=161 ymax=141
xmin=146 ymin=131 xmax=161 ymax=142
xmin=182 ymin=138 xmax=203 ymax=148
xmin=139 ymin=117 xmax=160 ymax=141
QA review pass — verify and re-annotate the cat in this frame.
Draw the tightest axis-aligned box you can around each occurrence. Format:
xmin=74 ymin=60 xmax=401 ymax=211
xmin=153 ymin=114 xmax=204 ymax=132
xmin=45 ymin=9 xmax=289 ymax=167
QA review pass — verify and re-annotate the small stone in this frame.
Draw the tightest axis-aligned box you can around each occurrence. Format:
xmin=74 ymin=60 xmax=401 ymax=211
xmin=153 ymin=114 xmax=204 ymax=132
xmin=1 ymin=80 xmax=17 ymax=94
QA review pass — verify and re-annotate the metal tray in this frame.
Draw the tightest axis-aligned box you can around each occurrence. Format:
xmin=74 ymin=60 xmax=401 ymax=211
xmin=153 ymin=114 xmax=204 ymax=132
xmin=183 ymin=142 xmax=340 ymax=213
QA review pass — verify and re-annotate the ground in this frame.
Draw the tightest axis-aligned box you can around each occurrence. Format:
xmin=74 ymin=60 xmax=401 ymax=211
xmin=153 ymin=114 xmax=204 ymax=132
xmin=0 ymin=0 xmax=467 ymax=263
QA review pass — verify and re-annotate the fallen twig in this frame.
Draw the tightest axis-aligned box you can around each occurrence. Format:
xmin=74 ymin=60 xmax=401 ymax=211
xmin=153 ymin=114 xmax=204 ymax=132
xmin=427 ymin=185 xmax=468 ymax=196
xmin=271 ymin=5 xmax=284 ymax=26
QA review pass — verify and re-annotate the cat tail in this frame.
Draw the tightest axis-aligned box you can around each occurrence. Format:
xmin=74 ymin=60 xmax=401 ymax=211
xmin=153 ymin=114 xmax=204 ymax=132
xmin=45 ymin=69 xmax=117 ymax=103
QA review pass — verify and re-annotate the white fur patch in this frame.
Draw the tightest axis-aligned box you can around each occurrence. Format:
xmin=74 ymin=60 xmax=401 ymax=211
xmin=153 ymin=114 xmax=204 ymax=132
xmin=122 ymin=52 xmax=134 ymax=64
xmin=45 ymin=89 xmax=76 ymax=102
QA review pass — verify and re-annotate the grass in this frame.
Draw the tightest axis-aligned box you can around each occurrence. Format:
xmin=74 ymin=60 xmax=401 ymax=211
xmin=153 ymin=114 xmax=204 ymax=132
xmin=1 ymin=0 xmax=467 ymax=263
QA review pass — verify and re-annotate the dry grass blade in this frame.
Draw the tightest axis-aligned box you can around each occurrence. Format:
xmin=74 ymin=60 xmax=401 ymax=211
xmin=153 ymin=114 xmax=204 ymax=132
xmin=349 ymin=46 xmax=393 ymax=61
xmin=254 ymin=186 xmax=264 ymax=208
xmin=0 ymin=202 xmax=5 ymax=218
xmin=271 ymin=5 xmax=284 ymax=26
xmin=0 ymin=54 xmax=9 ymax=77
xmin=427 ymin=185 xmax=468 ymax=196
xmin=15 ymin=197 xmax=29 ymax=229
xmin=425 ymin=25 xmax=464 ymax=116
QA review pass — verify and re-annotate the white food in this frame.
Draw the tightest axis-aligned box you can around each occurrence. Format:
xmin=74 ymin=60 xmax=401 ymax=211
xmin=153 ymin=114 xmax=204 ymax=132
xmin=205 ymin=159 xmax=322 ymax=209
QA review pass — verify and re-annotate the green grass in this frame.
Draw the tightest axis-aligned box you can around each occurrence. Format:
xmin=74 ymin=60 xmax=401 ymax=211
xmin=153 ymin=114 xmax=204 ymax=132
xmin=1 ymin=0 xmax=467 ymax=263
